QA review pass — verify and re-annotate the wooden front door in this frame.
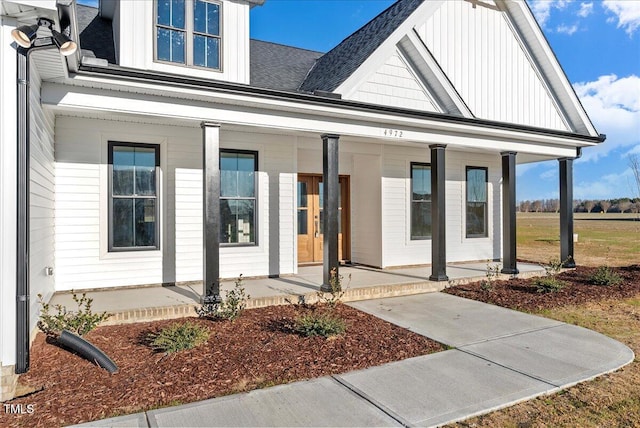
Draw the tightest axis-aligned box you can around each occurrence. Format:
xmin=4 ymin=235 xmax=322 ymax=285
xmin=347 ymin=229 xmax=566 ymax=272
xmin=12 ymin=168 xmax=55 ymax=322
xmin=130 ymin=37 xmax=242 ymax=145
xmin=297 ymin=174 xmax=349 ymax=264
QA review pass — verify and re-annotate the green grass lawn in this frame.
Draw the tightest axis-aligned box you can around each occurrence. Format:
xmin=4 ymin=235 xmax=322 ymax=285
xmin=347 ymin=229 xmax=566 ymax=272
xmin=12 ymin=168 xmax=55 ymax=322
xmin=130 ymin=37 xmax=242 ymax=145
xmin=517 ymin=212 xmax=640 ymax=267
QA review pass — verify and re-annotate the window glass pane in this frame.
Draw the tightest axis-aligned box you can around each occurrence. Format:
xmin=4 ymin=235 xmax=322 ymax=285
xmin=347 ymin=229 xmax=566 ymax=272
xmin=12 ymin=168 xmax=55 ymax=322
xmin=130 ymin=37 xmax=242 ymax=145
xmin=297 ymin=210 xmax=307 ymax=235
xmin=135 ymin=199 xmax=157 ymax=246
xmin=134 ymin=148 xmax=156 ymax=196
xmin=220 ymin=170 xmax=238 ymax=198
xmin=157 ymin=28 xmax=185 ymax=64
xmin=193 ymin=35 xmax=220 ymax=69
xmin=319 ymin=182 xmax=323 ymax=208
xmin=412 ymin=165 xmax=431 ymax=201
xmin=297 ymin=182 xmax=307 ymax=208
xmin=319 ymin=209 xmax=323 ymax=235
xmin=220 ymin=199 xmax=254 ymax=244
xmin=220 ymin=152 xmax=255 ymax=197
xmin=411 ymin=201 xmax=432 ymax=239
xmin=467 ymin=168 xmax=487 ymax=202
xmin=113 ymin=147 xmax=135 ymax=195
xmin=113 ymin=199 xmax=134 ymax=247
xmin=171 ymin=0 xmax=185 ymax=28
xmin=157 ymin=0 xmax=171 ymax=26
xmin=194 ymin=0 xmax=219 ymax=35
xmin=466 ymin=202 xmax=486 ymax=237
xmin=236 ymin=170 xmax=254 ymax=197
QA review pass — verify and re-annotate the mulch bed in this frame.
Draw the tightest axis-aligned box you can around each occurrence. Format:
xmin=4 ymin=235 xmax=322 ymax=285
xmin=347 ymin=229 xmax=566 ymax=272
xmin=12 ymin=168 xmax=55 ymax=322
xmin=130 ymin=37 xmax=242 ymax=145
xmin=1 ymin=304 xmax=443 ymax=428
xmin=444 ymin=265 xmax=640 ymax=312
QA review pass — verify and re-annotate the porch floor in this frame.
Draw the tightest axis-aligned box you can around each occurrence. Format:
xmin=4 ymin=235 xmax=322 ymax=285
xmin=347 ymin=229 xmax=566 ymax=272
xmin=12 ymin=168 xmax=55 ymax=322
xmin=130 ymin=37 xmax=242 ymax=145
xmin=50 ymin=262 xmax=545 ymax=325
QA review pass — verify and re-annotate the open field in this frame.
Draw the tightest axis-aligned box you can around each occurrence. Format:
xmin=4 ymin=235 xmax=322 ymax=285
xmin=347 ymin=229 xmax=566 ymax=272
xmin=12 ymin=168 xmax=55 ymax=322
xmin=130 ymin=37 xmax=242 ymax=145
xmin=517 ymin=212 xmax=640 ymax=267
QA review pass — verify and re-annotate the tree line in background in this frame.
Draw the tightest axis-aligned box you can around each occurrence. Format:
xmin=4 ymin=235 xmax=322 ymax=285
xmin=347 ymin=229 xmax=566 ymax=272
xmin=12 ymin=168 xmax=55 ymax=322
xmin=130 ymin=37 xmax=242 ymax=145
xmin=517 ymin=198 xmax=640 ymax=214
xmin=519 ymin=154 xmax=640 ymax=214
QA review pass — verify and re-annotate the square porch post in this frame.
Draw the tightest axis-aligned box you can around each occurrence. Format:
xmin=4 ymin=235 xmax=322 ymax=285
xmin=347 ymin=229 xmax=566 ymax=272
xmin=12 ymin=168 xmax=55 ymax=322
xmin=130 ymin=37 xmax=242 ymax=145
xmin=429 ymin=144 xmax=448 ymax=282
xmin=202 ymin=122 xmax=221 ymax=304
xmin=501 ymin=151 xmax=519 ymax=274
xmin=559 ymin=158 xmax=576 ymax=268
xmin=322 ymin=134 xmax=340 ymax=291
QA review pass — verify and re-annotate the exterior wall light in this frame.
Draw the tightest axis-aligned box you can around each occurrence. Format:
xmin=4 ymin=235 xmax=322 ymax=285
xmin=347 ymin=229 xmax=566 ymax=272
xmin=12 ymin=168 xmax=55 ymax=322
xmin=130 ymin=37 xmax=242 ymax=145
xmin=11 ymin=17 xmax=77 ymax=375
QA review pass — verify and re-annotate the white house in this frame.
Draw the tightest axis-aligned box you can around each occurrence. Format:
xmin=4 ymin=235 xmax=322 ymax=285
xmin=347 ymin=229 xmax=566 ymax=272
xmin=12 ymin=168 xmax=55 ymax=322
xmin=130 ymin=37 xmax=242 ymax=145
xmin=0 ymin=0 xmax=603 ymax=399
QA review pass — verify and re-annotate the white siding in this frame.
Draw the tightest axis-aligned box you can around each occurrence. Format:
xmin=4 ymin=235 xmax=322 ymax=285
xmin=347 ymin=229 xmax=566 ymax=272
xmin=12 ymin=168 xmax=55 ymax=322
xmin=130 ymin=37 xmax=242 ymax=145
xmin=347 ymin=50 xmax=440 ymax=112
xmin=352 ymin=153 xmax=382 ymax=267
xmin=416 ymin=0 xmax=569 ymax=131
xmin=380 ymin=145 xmax=501 ymax=268
xmin=1 ymin=17 xmax=18 ymax=366
xmin=54 ymin=118 xmax=295 ymax=290
xmin=116 ymin=0 xmax=250 ymax=84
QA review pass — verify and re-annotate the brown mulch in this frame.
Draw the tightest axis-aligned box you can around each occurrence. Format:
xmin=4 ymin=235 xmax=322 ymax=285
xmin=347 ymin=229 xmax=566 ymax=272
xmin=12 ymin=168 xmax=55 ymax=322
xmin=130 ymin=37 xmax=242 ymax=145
xmin=444 ymin=265 xmax=640 ymax=312
xmin=1 ymin=304 xmax=443 ymax=428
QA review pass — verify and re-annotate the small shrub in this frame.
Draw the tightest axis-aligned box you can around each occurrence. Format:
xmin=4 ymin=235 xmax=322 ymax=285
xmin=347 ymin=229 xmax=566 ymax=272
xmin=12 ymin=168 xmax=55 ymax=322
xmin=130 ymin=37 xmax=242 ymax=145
xmin=534 ymin=276 xmax=565 ymax=293
xmin=294 ymin=312 xmax=346 ymax=338
xmin=481 ymin=262 xmax=501 ymax=291
xmin=589 ymin=266 xmax=623 ymax=286
xmin=197 ymin=275 xmax=250 ymax=321
xmin=316 ymin=268 xmax=350 ymax=309
xmin=148 ymin=322 xmax=210 ymax=354
xmin=37 ymin=292 xmax=110 ymax=338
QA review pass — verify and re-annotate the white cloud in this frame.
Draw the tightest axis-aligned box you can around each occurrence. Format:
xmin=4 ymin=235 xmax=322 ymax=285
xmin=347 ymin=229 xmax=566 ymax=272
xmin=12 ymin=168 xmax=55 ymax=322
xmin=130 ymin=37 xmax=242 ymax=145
xmin=577 ymin=2 xmax=593 ymax=18
xmin=603 ymin=0 xmax=640 ymax=35
xmin=574 ymin=168 xmax=637 ymax=199
xmin=556 ymin=23 xmax=579 ymax=34
xmin=529 ymin=0 xmax=572 ymax=27
xmin=540 ymin=168 xmax=557 ymax=180
xmin=573 ymin=74 xmax=640 ymax=162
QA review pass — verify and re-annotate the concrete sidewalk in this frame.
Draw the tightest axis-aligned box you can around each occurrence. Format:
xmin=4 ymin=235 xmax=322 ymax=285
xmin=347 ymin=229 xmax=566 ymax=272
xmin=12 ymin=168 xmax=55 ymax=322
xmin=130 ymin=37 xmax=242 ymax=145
xmin=73 ymin=293 xmax=634 ymax=428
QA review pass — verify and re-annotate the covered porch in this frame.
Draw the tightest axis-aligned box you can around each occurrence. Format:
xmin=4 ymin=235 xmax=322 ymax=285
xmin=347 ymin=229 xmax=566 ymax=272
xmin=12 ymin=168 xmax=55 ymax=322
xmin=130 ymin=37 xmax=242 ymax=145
xmin=49 ymin=262 xmax=545 ymax=326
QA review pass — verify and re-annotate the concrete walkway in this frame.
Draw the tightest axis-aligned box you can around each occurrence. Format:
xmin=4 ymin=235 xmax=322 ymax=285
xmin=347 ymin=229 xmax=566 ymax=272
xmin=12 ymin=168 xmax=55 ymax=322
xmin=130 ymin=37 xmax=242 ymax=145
xmin=73 ymin=293 xmax=634 ymax=428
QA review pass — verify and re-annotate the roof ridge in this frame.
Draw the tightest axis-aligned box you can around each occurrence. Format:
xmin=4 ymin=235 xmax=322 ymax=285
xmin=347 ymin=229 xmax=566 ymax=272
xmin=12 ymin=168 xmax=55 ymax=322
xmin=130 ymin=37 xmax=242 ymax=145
xmin=250 ymin=38 xmax=325 ymax=55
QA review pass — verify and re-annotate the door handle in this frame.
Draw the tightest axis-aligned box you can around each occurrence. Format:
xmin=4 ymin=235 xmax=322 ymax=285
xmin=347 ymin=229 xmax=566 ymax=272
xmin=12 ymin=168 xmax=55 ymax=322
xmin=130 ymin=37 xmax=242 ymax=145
xmin=315 ymin=219 xmax=319 ymax=238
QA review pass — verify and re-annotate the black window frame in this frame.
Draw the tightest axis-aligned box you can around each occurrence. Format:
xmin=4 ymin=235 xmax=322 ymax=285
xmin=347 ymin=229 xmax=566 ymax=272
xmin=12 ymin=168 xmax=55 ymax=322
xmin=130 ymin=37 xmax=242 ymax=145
xmin=154 ymin=0 xmax=223 ymax=71
xmin=410 ymin=162 xmax=432 ymax=240
xmin=465 ymin=166 xmax=489 ymax=238
xmin=108 ymin=141 xmax=161 ymax=252
xmin=220 ymin=149 xmax=258 ymax=247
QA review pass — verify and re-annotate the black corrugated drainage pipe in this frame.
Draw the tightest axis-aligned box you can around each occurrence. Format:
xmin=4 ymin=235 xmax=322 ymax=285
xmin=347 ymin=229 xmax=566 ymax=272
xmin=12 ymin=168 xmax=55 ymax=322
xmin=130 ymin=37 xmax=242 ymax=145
xmin=58 ymin=330 xmax=118 ymax=374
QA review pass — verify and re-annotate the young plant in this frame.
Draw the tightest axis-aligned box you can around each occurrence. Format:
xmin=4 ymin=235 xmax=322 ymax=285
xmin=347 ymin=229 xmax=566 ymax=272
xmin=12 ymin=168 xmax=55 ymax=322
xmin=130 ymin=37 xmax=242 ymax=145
xmin=534 ymin=258 xmax=567 ymax=293
xmin=481 ymin=262 xmax=501 ymax=292
xmin=37 ymin=292 xmax=110 ymax=338
xmin=316 ymin=267 xmax=350 ymax=309
xmin=148 ymin=322 xmax=210 ymax=354
xmin=294 ymin=312 xmax=346 ymax=338
xmin=589 ymin=266 xmax=623 ymax=286
xmin=197 ymin=275 xmax=250 ymax=321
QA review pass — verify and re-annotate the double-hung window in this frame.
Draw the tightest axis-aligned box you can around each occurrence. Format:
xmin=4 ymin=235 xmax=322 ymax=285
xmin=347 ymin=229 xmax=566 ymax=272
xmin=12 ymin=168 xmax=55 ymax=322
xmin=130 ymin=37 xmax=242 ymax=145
xmin=109 ymin=143 xmax=160 ymax=251
xmin=466 ymin=166 xmax=488 ymax=238
xmin=411 ymin=163 xmax=432 ymax=240
xmin=220 ymin=150 xmax=257 ymax=245
xmin=156 ymin=0 xmax=222 ymax=70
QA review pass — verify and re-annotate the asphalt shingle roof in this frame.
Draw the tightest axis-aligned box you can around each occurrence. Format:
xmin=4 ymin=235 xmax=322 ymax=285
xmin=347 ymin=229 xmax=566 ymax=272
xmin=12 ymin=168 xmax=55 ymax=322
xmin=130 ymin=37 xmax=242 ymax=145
xmin=299 ymin=0 xmax=423 ymax=93
xmin=76 ymin=4 xmax=116 ymax=64
xmin=250 ymin=40 xmax=323 ymax=91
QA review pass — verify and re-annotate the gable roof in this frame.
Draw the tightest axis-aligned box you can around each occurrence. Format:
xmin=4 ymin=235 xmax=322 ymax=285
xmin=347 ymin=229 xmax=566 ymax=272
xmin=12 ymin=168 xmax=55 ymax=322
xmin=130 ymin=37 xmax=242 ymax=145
xmin=299 ymin=0 xmax=423 ymax=93
xmin=250 ymin=40 xmax=323 ymax=91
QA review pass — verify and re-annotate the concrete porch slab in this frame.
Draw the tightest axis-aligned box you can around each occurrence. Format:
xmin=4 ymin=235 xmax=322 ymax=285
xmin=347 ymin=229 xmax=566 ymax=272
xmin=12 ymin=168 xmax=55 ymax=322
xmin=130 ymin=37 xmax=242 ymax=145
xmin=50 ymin=262 xmax=545 ymax=326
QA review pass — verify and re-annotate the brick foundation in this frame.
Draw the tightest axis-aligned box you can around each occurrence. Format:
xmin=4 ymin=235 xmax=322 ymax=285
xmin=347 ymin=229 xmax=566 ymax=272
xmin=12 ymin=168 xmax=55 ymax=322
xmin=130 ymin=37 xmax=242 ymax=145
xmin=1 ymin=364 xmax=18 ymax=402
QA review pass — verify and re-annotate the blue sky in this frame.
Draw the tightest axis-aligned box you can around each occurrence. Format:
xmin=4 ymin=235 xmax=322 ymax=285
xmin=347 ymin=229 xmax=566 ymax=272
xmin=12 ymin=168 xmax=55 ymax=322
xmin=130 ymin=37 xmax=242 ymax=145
xmin=79 ymin=0 xmax=639 ymax=201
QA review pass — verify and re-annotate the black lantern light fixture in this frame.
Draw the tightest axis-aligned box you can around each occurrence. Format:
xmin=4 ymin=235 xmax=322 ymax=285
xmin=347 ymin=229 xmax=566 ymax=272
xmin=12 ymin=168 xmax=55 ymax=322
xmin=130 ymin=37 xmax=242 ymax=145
xmin=11 ymin=16 xmax=77 ymax=375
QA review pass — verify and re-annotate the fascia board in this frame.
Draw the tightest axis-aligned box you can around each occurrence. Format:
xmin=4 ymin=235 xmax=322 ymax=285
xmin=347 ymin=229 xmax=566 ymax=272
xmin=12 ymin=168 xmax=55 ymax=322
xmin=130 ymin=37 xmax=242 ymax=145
xmin=335 ymin=0 xmax=445 ymax=98
xmin=400 ymin=31 xmax=474 ymax=118
xmin=42 ymin=80 xmax=594 ymax=158
xmin=497 ymin=0 xmax=599 ymax=137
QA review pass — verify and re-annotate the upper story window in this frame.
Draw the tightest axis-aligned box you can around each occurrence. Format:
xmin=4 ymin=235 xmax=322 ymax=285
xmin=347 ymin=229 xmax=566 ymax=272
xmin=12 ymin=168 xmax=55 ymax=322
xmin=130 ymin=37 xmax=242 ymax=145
xmin=466 ymin=166 xmax=488 ymax=238
xmin=411 ymin=162 xmax=431 ymax=240
xmin=155 ymin=0 xmax=222 ymax=70
xmin=109 ymin=142 xmax=160 ymax=251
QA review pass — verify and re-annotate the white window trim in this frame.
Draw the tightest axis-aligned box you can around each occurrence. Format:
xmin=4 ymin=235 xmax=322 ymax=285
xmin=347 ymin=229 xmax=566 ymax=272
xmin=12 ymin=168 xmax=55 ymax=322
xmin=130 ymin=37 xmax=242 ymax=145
xmin=153 ymin=0 xmax=224 ymax=72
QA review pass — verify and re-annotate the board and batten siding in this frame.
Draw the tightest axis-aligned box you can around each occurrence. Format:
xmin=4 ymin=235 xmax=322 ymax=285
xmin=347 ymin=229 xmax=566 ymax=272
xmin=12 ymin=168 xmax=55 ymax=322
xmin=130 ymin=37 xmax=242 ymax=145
xmin=380 ymin=144 xmax=501 ymax=268
xmin=115 ymin=0 xmax=250 ymax=84
xmin=346 ymin=50 xmax=440 ymax=113
xmin=54 ymin=117 xmax=296 ymax=291
xmin=416 ymin=0 xmax=569 ymax=131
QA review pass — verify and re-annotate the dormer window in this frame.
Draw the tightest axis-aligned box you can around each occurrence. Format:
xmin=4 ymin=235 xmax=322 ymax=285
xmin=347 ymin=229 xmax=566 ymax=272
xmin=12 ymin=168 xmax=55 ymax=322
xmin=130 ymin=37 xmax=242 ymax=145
xmin=155 ymin=0 xmax=222 ymax=70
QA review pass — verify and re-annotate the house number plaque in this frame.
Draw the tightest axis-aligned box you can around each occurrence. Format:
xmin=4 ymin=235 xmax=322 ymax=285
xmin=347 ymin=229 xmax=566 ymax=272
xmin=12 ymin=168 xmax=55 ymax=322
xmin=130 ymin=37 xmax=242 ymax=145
xmin=383 ymin=129 xmax=404 ymax=138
